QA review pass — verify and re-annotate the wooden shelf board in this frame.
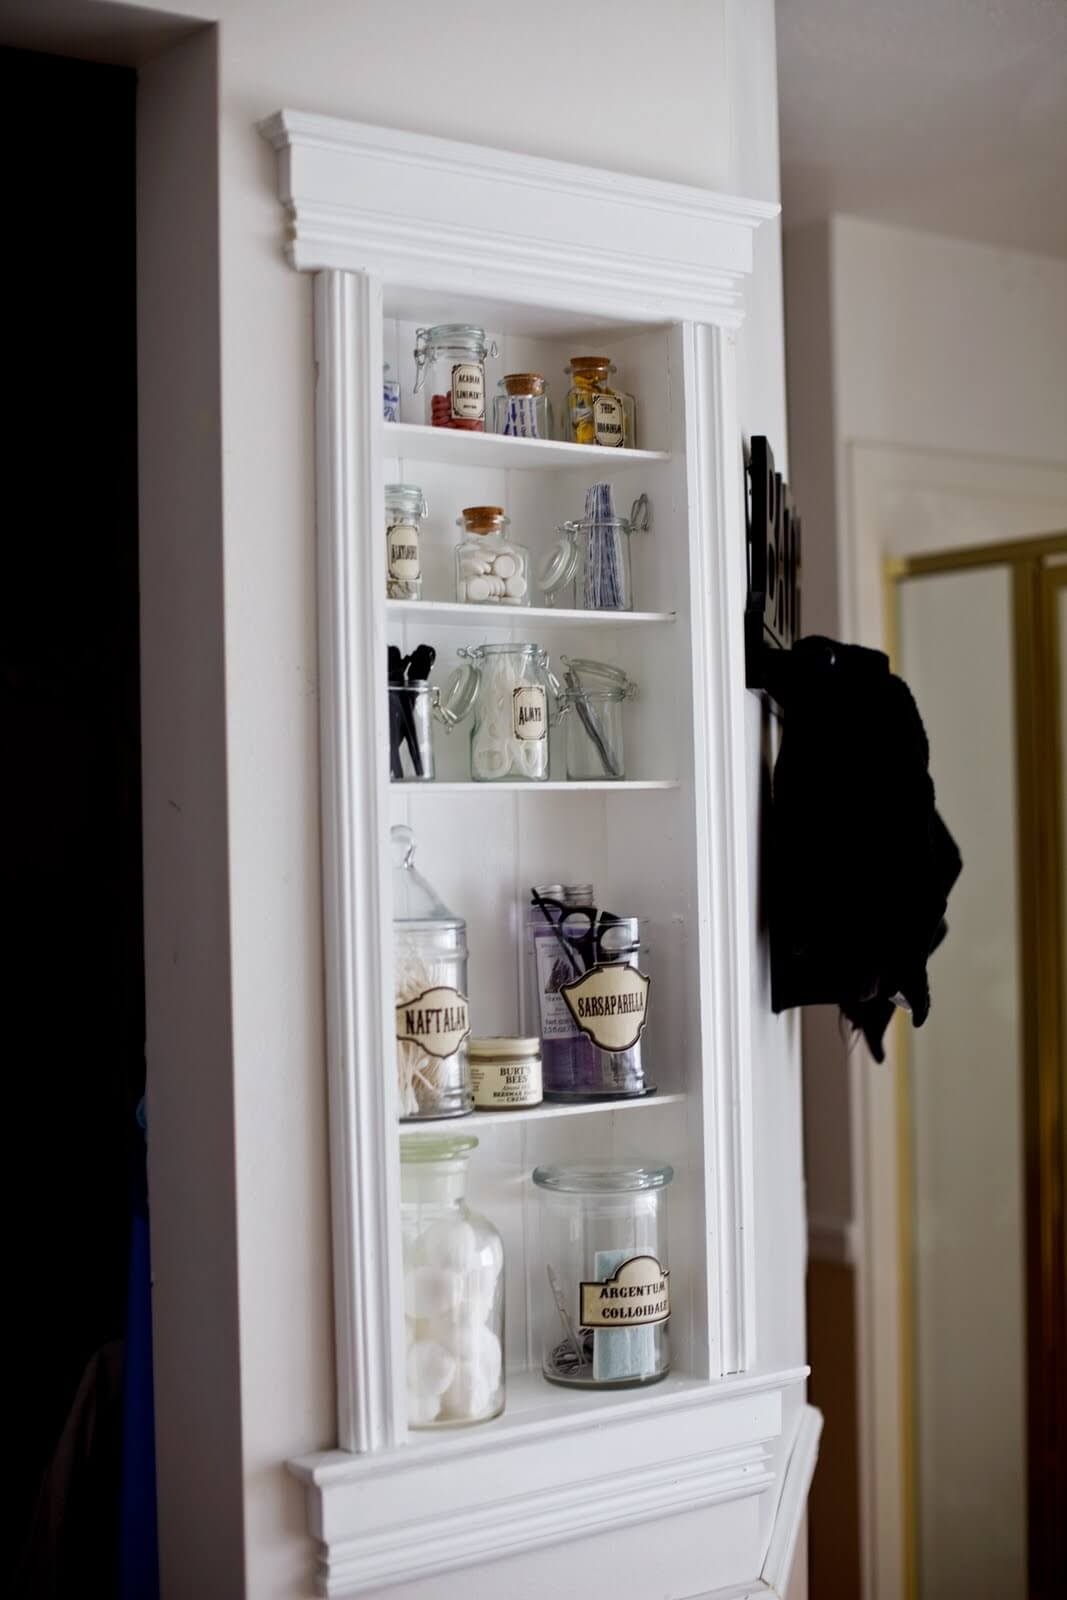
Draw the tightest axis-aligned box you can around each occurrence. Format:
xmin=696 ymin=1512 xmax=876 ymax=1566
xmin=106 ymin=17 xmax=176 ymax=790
xmin=387 ymin=600 xmax=676 ymax=626
xmin=385 ymin=420 xmax=670 ymax=470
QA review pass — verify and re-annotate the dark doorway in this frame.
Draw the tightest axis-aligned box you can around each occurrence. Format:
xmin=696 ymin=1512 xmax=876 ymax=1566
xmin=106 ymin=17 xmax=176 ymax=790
xmin=3 ymin=44 xmax=146 ymax=1593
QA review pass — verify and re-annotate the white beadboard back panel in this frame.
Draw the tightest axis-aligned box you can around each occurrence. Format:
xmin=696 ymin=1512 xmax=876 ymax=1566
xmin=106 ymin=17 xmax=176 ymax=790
xmin=261 ymin=111 xmax=778 ymax=327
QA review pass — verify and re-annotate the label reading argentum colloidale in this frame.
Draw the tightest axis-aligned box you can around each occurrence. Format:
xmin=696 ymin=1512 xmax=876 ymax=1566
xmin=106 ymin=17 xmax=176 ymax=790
xmin=451 ymin=361 xmax=485 ymax=420
xmin=395 ymin=986 xmax=470 ymax=1060
xmin=387 ymin=521 xmax=421 ymax=580
xmin=560 ymin=961 xmax=650 ymax=1052
xmin=579 ymin=1254 xmax=670 ymax=1327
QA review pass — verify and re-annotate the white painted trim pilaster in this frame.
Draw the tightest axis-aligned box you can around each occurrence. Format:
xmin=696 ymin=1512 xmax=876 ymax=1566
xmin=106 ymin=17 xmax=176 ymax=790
xmin=314 ymin=270 xmax=406 ymax=1452
xmin=760 ymin=1405 xmax=823 ymax=1596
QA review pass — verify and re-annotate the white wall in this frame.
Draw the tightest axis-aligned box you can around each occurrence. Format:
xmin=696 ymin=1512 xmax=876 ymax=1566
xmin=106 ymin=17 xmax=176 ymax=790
xmin=132 ymin=1 xmax=801 ymax=1593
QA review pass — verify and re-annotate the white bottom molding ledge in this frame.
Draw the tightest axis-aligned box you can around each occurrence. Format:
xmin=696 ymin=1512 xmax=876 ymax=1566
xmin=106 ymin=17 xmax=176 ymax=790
xmin=289 ymin=1367 xmax=811 ymax=1597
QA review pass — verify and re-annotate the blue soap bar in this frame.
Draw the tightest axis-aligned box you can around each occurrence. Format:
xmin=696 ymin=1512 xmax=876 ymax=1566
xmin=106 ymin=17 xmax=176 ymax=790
xmin=592 ymin=1247 xmax=656 ymax=1382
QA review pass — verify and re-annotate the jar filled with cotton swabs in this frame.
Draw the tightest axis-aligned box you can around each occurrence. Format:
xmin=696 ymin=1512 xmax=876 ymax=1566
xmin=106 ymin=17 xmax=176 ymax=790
xmin=393 ymin=825 xmax=472 ymax=1120
xmin=556 ymin=656 xmax=637 ymax=781
xmin=540 ymin=484 xmax=650 ymax=612
xmin=440 ymin=643 xmax=557 ymax=782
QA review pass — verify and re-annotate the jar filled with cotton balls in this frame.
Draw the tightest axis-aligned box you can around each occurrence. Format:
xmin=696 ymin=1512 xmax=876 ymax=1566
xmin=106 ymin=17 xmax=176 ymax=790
xmin=454 ymin=505 xmax=530 ymax=607
xmin=440 ymin=642 xmax=557 ymax=782
xmin=401 ymin=1133 xmax=505 ymax=1429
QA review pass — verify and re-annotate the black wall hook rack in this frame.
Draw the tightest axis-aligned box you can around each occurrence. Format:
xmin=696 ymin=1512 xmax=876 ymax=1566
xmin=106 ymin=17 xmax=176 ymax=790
xmin=745 ymin=435 xmax=802 ymax=715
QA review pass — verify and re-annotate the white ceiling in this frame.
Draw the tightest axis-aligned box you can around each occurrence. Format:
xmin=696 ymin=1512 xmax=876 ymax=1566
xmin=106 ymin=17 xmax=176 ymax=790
xmin=776 ymin=0 xmax=1067 ymax=257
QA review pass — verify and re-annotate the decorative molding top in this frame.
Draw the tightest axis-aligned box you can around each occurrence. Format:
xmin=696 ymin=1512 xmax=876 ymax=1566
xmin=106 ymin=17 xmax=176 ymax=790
xmin=259 ymin=110 xmax=779 ymax=327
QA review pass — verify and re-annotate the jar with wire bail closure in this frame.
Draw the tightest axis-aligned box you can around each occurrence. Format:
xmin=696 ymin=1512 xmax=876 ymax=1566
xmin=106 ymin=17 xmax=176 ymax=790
xmin=541 ymin=488 xmax=651 ymax=612
xmin=385 ymin=483 xmax=428 ymax=601
xmin=440 ymin=643 xmax=558 ymax=782
xmin=556 ymin=656 xmax=637 ymax=781
xmin=414 ymin=324 xmax=498 ymax=431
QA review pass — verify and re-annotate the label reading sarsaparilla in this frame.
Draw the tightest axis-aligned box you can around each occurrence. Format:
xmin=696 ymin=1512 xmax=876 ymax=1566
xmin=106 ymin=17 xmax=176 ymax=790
xmin=512 ymin=685 xmax=547 ymax=741
xmin=579 ymin=1254 xmax=670 ymax=1327
xmin=451 ymin=361 xmax=485 ymax=420
xmin=395 ymin=985 xmax=471 ymax=1060
xmin=386 ymin=520 xmax=421 ymax=580
xmin=560 ymin=961 xmax=650 ymax=1052
xmin=471 ymin=1056 xmax=542 ymax=1109
xmin=592 ymin=392 xmax=625 ymax=447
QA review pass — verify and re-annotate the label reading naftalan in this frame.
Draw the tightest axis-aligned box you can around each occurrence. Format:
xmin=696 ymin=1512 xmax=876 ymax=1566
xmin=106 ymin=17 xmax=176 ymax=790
xmin=592 ymin=392 xmax=625 ymax=446
xmin=580 ymin=1255 xmax=670 ymax=1327
xmin=560 ymin=961 xmax=650 ymax=1052
xmin=470 ymin=1056 xmax=542 ymax=1109
xmin=512 ymin=686 xmax=547 ymax=741
xmin=395 ymin=986 xmax=471 ymax=1060
xmin=387 ymin=520 xmax=421 ymax=580
xmin=451 ymin=361 xmax=485 ymax=420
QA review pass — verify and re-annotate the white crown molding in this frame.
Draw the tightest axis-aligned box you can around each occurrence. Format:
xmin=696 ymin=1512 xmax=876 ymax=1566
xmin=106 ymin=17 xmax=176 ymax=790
xmin=291 ymin=1368 xmax=809 ymax=1597
xmin=260 ymin=110 xmax=778 ymax=327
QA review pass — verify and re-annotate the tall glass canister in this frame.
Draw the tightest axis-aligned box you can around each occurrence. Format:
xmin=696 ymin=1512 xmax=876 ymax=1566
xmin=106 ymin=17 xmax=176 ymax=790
xmin=392 ymin=825 xmax=473 ymax=1119
xmin=385 ymin=483 xmax=427 ymax=601
xmin=402 ymin=1133 xmax=505 ymax=1427
xmin=532 ymin=1159 xmax=673 ymax=1389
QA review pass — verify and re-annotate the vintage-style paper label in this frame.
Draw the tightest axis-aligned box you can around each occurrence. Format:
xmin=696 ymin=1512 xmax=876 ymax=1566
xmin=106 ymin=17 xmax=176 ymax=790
xmin=450 ymin=361 xmax=485 ymax=420
xmin=395 ymin=986 xmax=471 ymax=1060
xmin=470 ymin=1056 xmax=542 ymax=1109
xmin=592 ymin=392 xmax=625 ymax=446
xmin=560 ymin=961 xmax=650 ymax=1052
xmin=580 ymin=1254 xmax=670 ymax=1327
xmin=512 ymin=685 xmax=548 ymax=741
xmin=386 ymin=520 xmax=421 ymax=580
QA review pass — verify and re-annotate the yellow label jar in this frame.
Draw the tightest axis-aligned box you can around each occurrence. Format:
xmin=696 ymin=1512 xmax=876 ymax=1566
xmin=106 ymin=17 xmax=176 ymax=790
xmin=563 ymin=356 xmax=636 ymax=448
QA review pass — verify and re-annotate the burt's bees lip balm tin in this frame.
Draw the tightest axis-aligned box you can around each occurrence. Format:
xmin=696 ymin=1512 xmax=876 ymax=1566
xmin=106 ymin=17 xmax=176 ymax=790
xmin=468 ymin=1037 xmax=542 ymax=1110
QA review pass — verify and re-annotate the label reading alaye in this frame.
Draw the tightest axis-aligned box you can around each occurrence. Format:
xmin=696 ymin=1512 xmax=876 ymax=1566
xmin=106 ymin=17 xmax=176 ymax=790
xmin=451 ymin=361 xmax=485 ymax=420
xmin=387 ymin=520 xmax=421 ymax=580
xmin=579 ymin=1255 xmax=670 ymax=1328
xmin=512 ymin=686 xmax=547 ymax=741
xmin=560 ymin=961 xmax=650 ymax=1052
xmin=395 ymin=985 xmax=471 ymax=1060
xmin=592 ymin=392 xmax=625 ymax=447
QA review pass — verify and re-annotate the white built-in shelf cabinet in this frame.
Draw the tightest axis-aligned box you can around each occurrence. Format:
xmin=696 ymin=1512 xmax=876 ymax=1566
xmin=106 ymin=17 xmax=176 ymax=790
xmin=261 ymin=110 xmax=816 ymax=1599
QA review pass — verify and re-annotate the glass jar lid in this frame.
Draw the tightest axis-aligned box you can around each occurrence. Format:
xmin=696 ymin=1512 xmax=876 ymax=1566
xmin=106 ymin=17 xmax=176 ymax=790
xmin=441 ymin=643 xmax=549 ymax=726
xmin=386 ymin=482 xmax=427 ymax=517
xmin=560 ymin=655 xmax=636 ymax=697
xmin=566 ymin=355 xmax=615 ymax=379
xmin=532 ymin=1158 xmax=673 ymax=1193
xmin=500 ymin=372 xmax=546 ymax=396
xmin=468 ymin=1036 xmax=540 ymax=1060
xmin=400 ymin=1132 xmax=479 ymax=1164
xmin=417 ymin=323 xmax=492 ymax=353
xmin=458 ymin=505 xmax=509 ymax=535
xmin=391 ymin=824 xmax=465 ymax=929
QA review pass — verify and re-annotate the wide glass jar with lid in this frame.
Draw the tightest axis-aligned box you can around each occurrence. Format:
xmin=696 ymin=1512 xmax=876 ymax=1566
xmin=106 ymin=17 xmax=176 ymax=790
xmin=414 ymin=324 xmax=498 ymax=431
xmin=385 ymin=482 xmax=427 ymax=600
xmin=454 ymin=506 xmax=530 ymax=606
xmin=492 ymin=372 xmax=552 ymax=439
xmin=441 ymin=643 xmax=556 ymax=782
xmin=392 ymin=824 xmax=472 ymax=1120
xmin=532 ymin=1158 xmax=673 ymax=1389
xmin=563 ymin=356 xmax=636 ymax=448
xmin=556 ymin=655 xmax=638 ymax=781
xmin=401 ymin=1133 xmax=505 ymax=1428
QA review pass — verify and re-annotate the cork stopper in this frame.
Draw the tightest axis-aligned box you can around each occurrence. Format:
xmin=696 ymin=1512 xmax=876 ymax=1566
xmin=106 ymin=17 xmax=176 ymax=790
xmin=568 ymin=355 xmax=613 ymax=375
xmin=503 ymin=372 xmax=545 ymax=396
xmin=461 ymin=505 xmax=508 ymax=534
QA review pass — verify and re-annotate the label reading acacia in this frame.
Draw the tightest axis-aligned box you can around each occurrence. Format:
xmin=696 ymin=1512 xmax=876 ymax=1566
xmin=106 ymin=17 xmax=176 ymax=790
xmin=560 ymin=961 xmax=650 ymax=1052
xmin=592 ymin=392 xmax=625 ymax=446
xmin=451 ymin=361 xmax=485 ymax=420
xmin=580 ymin=1255 xmax=670 ymax=1327
xmin=395 ymin=986 xmax=471 ymax=1060
xmin=386 ymin=520 xmax=421 ymax=580
xmin=512 ymin=686 xmax=547 ymax=741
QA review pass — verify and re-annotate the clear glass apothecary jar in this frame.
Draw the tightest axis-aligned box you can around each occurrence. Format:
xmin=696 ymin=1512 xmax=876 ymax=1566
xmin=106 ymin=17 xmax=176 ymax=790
xmin=556 ymin=656 xmax=637 ymax=781
xmin=532 ymin=1158 xmax=673 ymax=1389
xmin=414 ymin=324 xmax=498 ymax=431
xmin=541 ymin=491 xmax=651 ymax=612
xmin=392 ymin=825 xmax=472 ymax=1119
xmin=527 ymin=889 xmax=653 ymax=1098
xmin=563 ymin=356 xmax=636 ymax=448
xmin=402 ymin=1133 xmax=505 ymax=1428
xmin=385 ymin=483 xmax=427 ymax=600
xmin=492 ymin=372 xmax=552 ymax=440
xmin=455 ymin=506 xmax=530 ymax=606
xmin=441 ymin=643 xmax=556 ymax=782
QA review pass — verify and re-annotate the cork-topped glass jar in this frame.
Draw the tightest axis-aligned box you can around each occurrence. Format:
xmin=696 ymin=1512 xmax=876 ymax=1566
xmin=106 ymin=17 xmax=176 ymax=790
xmin=563 ymin=356 xmax=635 ymax=449
xmin=454 ymin=506 xmax=530 ymax=607
xmin=492 ymin=372 xmax=552 ymax=440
